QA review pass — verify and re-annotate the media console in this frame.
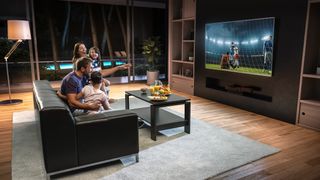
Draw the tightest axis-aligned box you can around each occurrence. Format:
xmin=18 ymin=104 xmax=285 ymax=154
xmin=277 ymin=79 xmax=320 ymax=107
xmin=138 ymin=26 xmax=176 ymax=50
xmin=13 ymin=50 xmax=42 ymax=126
xmin=206 ymin=77 xmax=272 ymax=102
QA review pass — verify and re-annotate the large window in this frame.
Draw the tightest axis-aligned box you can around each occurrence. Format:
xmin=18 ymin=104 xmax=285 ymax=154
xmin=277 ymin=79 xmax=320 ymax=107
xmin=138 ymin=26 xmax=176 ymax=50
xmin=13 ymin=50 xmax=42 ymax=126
xmin=34 ymin=0 xmax=167 ymax=83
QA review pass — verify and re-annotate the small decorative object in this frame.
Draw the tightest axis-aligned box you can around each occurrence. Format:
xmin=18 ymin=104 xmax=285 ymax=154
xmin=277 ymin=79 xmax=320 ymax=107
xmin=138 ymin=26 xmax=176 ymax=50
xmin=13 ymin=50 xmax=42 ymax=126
xmin=317 ymin=67 xmax=320 ymax=75
xmin=187 ymin=51 xmax=194 ymax=61
xmin=140 ymin=87 xmax=148 ymax=94
xmin=185 ymin=69 xmax=192 ymax=77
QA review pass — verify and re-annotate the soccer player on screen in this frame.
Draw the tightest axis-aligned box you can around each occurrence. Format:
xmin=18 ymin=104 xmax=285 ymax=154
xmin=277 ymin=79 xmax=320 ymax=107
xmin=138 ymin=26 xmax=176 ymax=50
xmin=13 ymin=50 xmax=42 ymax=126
xmin=263 ymin=35 xmax=273 ymax=72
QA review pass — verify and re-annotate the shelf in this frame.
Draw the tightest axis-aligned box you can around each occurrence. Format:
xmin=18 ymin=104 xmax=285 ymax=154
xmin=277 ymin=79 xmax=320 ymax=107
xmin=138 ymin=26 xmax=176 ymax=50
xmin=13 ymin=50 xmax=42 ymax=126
xmin=172 ymin=74 xmax=193 ymax=80
xmin=182 ymin=17 xmax=195 ymax=21
xmin=172 ymin=60 xmax=194 ymax=64
xmin=172 ymin=17 xmax=195 ymax=22
xmin=169 ymin=0 xmax=195 ymax=95
xmin=183 ymin=40 xmax=194 ymax=42
xmin=296 ymin=1 xmax=320 ymax=130
xmin=300 ymin=99 xmax=320 ymax=106
xmin=303 ymin=74 xmax=320 ymax=79
xmin=172 ymin=19 xmax=183 ymax=23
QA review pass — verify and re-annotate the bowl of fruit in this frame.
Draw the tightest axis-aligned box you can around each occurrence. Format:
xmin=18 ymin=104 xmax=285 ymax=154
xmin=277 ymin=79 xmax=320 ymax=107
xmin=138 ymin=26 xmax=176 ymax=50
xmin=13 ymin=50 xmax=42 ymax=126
xmin=149 ymin=85 xmax=171 ymax=96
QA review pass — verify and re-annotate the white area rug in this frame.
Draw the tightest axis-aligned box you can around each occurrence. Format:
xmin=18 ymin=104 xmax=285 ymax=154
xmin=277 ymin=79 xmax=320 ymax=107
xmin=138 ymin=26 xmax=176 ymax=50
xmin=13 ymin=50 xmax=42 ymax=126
xmin=101 ymin=109 xmax=279 ymax=180
xmin=12 ymin=99 xmax=279 ymax=180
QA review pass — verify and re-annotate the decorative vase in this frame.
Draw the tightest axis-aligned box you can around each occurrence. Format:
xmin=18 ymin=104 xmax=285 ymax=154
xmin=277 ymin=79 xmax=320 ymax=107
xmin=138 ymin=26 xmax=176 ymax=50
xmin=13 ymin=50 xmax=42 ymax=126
xmin=147 ymin=70 xmax=159 ymax=85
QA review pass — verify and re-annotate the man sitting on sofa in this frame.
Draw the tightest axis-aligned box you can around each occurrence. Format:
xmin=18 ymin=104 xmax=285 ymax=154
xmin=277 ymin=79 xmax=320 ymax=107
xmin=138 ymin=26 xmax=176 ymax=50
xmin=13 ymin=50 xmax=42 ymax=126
xmin=60 ymin=57 xmax=131 ymax=115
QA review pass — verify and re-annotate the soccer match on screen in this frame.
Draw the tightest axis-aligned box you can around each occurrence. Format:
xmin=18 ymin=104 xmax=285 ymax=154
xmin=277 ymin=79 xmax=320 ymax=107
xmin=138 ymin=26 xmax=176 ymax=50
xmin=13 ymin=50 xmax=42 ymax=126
xmin=205 ymin=17 xmax=275 ymax=77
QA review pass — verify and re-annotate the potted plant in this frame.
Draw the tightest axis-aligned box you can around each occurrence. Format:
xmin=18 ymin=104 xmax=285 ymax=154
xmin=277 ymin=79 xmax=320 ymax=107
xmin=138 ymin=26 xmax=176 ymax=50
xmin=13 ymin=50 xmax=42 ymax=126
xmin=142 ymin=36 xmax=162 ymax=85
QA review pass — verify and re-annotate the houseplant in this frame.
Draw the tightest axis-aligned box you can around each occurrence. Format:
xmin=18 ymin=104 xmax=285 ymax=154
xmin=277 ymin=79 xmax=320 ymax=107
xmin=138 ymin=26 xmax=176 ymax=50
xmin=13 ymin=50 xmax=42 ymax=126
xmin=142 ymin=36 xmax=162 ymax=85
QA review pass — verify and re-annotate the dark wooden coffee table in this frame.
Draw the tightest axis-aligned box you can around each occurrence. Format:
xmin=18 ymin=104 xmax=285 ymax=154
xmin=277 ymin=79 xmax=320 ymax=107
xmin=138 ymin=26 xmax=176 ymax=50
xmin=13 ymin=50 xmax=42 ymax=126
xmin=125 ymin=90 xmax=191 ymax=141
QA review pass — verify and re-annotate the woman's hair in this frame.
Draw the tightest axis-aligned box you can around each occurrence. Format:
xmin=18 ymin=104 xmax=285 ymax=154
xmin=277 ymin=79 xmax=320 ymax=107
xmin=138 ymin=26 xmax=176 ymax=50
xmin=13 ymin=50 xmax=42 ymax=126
xmin=90 ymin=71 xmax=102 ymax=85
xmin=89 ymin=46 xmax=101 ymax=62
xmin=72 ymin=42 xmax=85 ymax=64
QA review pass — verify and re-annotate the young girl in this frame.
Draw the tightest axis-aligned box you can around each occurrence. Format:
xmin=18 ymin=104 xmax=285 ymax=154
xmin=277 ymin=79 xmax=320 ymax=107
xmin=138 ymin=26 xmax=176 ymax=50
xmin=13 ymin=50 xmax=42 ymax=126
xmin=77 ymin=71 xmax=112 ymax=114
xmin=88 ymin=47 xmax=113 ymax=101
xmin=88 ymin=46 xmax=103 ymax=71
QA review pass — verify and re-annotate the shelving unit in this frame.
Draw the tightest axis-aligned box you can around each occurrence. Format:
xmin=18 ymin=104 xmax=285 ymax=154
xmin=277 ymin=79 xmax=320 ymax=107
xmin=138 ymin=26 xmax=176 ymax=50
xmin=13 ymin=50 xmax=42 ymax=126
xmin=296 ymin=0 xmax=320 ymax=131
xmin=168 ymin=0 xmax=196 ymax=95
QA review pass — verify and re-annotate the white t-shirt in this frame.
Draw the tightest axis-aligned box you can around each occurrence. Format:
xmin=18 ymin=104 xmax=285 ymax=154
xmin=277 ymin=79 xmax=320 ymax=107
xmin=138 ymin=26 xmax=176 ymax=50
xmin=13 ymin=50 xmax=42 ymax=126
xmin=81 ymin=84 xmax=107 ymax=112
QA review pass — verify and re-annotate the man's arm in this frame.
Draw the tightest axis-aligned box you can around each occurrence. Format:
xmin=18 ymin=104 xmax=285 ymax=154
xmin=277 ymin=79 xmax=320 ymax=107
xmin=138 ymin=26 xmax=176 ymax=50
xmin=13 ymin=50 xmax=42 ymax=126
xmin=57 ymin=90 xmax=67 ymax=100
xmin=75 ymin=91 xmax=84 ymax=100
xmin=100 ymin=63 xmax=131 ymax=77
xmin=67 ymin=93 xmax=100 ymax=110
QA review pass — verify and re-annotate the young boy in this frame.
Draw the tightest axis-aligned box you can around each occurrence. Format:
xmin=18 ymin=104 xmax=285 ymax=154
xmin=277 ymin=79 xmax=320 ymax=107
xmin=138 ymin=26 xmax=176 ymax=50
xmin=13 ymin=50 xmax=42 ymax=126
xmin=77 ymin=71 xmax=112 ymax=113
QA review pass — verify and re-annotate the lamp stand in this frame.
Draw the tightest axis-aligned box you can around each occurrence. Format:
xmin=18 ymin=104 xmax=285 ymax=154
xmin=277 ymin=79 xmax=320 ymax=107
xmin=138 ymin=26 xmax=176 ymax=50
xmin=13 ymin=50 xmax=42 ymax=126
xmin=0 ymin=40 xmax=23 ymax=105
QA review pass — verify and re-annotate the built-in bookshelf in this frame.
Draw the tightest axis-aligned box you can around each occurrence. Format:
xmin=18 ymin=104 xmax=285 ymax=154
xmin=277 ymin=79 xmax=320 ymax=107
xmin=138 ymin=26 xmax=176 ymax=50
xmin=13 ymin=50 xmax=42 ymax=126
xmin=296 ymin=0 xmax=320 ymax=131
xmin=168 ymin=0 xmax=196 ymax=95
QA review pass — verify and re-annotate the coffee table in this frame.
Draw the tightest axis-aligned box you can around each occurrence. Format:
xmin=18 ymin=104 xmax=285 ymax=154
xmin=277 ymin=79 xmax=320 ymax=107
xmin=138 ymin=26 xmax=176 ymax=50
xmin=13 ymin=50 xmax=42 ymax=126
xmin=125 ymin=90 xmax=191 ymax=141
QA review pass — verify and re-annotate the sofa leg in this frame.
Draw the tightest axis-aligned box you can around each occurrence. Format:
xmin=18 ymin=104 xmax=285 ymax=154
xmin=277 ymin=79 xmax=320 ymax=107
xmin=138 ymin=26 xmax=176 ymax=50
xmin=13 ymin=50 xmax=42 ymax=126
xmin=136 ymin=154 xmax=139 ymax=162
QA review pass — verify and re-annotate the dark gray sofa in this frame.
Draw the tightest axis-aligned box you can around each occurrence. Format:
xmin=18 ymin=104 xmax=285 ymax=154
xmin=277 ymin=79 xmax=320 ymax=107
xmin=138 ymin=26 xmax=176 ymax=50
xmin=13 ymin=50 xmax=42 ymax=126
xmin=32 ymin=80 xmax=139 ymax=178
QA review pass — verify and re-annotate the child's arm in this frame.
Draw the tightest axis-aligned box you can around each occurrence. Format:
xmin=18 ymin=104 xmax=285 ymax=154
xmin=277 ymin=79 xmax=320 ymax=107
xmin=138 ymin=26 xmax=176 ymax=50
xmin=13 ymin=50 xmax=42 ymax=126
xmin=100 ymin=78 xmax=110 ymax=92
xmin=102 ymin=100 xmax=111 ymax=110
xmin=100 ymin=81 xmax=106 ymax=92
xmin=103 ymin=78 xmax=111 ymax=86
xmin=101 ymin=94 xmax=111 ymax=110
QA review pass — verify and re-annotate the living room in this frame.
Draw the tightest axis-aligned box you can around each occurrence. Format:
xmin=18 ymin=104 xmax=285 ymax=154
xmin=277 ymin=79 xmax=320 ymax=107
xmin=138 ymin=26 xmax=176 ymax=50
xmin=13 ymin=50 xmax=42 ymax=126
xmin=1 ymin=0 xmax=320 ymax=179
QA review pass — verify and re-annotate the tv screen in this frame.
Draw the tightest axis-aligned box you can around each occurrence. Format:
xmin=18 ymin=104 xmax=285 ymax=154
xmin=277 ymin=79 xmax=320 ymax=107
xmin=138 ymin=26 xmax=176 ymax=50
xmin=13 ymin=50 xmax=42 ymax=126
xmin=205 ymin=17 xmax=275 ymax=77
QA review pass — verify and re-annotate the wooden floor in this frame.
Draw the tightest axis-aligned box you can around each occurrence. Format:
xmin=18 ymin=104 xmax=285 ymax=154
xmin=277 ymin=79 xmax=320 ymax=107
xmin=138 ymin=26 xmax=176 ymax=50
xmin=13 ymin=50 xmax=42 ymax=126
xmin=1 ymin=83 xmax=320 ymax=180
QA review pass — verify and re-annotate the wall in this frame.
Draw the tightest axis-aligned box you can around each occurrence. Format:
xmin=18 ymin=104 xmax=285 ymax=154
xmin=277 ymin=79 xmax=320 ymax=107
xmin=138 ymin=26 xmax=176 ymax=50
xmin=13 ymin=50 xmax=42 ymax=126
xmin=0 ymin=0 xmax=27 ymax=19
xmin=0 ymin=0 xmax=27 ymax=37
xmin=195 ymin=0 xmax=308 ymax=123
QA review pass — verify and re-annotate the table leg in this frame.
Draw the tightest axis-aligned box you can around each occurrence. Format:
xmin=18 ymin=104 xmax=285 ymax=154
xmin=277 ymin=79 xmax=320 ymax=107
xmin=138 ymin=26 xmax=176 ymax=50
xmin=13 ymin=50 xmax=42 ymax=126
xmin=125 ymin=93 xmax=129 ymax=109
xmin=150 ymin=105 xmax=157 ymax=141
xmin=185 ymin=101 xmax=191 ymax=133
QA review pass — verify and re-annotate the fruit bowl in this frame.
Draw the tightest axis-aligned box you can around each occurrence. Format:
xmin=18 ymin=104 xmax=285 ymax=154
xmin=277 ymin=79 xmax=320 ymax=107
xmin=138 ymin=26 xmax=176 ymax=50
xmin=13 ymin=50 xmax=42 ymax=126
xmin=149 ymin=85 xmax=171 ymax=96
xmin=147 ymin=96 xmax=168 ymax=101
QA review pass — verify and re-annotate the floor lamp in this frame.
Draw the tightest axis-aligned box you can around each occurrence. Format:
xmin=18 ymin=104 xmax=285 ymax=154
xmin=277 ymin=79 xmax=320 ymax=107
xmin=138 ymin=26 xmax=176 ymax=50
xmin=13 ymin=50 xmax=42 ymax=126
xmin=0 ymin=20 xmax=31 ymax=105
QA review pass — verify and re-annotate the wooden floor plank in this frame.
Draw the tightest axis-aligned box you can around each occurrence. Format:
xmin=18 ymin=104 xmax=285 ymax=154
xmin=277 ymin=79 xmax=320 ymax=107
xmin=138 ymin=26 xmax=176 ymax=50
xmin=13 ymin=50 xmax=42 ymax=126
xmin=1 ymin=82 xmax=320 ymax=180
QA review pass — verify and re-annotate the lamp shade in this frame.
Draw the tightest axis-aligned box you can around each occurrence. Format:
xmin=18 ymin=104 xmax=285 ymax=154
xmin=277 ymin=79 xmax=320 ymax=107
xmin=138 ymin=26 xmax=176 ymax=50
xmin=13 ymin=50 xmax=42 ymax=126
xmin=7 ymin=20 xmax=31 ymax=40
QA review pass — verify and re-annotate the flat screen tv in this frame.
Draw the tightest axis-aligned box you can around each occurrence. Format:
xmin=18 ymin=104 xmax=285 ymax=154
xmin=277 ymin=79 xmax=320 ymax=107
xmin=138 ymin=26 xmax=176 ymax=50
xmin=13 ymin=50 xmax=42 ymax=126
xmin=205 ymin=17 xmax=275 ymax=77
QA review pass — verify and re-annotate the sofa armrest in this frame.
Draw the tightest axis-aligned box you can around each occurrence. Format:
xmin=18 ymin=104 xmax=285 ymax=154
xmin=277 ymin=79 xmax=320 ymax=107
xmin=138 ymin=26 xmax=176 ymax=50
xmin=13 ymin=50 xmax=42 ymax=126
xmin=75 ymin=110 xmax=139 ymax=165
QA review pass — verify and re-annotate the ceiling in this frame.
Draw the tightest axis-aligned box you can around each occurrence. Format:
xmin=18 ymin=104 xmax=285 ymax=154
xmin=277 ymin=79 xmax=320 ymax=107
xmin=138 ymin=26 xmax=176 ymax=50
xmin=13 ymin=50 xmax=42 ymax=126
xmin=60 ymin=0 xmax=166 ymax=9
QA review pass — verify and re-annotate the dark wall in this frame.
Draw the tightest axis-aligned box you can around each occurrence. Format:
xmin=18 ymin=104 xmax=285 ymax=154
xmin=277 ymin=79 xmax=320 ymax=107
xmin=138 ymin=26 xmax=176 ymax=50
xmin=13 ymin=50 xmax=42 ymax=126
xmin=195 ymin=0 xmax=308 ymax=123
xmin=0 ymin=0 xmax=27 ymax=37
xmin=0 ymin=0 xmax=26 ymax=19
